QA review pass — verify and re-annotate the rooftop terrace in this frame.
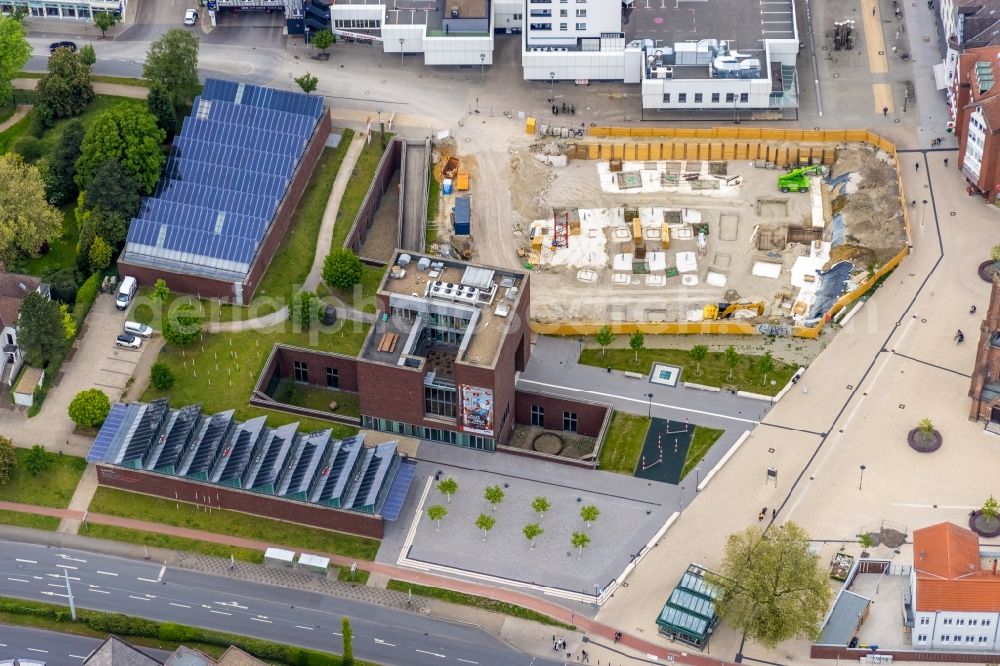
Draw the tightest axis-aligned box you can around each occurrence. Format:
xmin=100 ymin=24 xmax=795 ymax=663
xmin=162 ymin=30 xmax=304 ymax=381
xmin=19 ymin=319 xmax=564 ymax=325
xmin=624 ymin=0 xmax=795 ymax=50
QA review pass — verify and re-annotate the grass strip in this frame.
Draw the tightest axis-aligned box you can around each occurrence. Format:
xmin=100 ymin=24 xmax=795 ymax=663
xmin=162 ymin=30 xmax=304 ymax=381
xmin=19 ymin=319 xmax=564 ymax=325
xmin=85 ymin=524 xmax=266 ymax=564
xmin=337 ymin=567 xmax=370 ymax=585
xmin=597 ymin=412 xmax=651 ymax=474
xmin=330 ymin=135 xmax=394 ymax=250
xmin=89 ymin=487 xmax=380 ymax=561
xmin=0 ymin=510 xmax=61 ymax=530
xmin=0 ymin=596 xmax=372 ymax=665
xmin=0 ymin=450 xmax=87 ymax=508
xmin=386 ymin=580 xmax=575 ymax=630
xmin=680 ymin=426 xmax=725 ymax=480
xmin=18 ymin=71 xmax=150 ymax=87
xmin=579 ymin=347 xmax=798 ymax=397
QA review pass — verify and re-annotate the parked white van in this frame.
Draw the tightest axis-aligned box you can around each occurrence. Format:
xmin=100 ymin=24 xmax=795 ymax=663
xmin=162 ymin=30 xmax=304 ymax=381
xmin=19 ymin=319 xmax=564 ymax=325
xmin=116 ymin=276 xmax=137 ymax=310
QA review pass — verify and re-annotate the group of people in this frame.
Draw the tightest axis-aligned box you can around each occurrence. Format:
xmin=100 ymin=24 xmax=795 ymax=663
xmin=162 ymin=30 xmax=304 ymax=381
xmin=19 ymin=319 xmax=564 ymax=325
xmin=956 ymin=306 xmax=978 ymax=344
xmin=758 ymin=507 xmax=776 ymax=522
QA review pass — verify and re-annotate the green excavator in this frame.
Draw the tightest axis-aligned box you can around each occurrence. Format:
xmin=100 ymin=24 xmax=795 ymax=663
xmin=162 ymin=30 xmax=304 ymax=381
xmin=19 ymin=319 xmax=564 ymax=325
xmin=777 ymin=164 xmax=827 ymax=193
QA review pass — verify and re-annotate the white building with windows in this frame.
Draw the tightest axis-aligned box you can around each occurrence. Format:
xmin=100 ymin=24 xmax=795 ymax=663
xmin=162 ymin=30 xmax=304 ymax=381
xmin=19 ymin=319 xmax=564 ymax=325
xmin=0 ymin=0 xmax=121 ymax=20
xmin=0 ymin=272 xmax=46 ymax=387
xmin=910 ymin=522 xmax=1000 ymax=651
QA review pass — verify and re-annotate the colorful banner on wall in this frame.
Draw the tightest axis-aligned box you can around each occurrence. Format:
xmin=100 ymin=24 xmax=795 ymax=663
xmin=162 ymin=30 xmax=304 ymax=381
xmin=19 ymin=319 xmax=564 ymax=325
xmin=460 ymin=385 xmax=494 ymax=436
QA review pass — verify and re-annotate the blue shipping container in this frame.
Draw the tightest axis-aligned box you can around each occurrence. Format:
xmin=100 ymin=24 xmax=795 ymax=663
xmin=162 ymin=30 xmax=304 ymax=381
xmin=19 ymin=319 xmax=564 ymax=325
xmin=452 ymin=196 xmax=471 ymax=235
xmin=442 ymin=178 xmax=453 ymax=195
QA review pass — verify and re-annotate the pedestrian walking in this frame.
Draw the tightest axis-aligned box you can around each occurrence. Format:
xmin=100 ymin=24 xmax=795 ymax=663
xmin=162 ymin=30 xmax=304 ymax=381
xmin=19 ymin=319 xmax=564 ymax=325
xmin=944 ymin=158 xmax=949 ymax=167
xmin=873 ymin=6 xmax=876 ymax=14
xmin=883 ymin=106 xmax=888 ymax=116
xmin=772 ymin=508 xmax=776 ymax=519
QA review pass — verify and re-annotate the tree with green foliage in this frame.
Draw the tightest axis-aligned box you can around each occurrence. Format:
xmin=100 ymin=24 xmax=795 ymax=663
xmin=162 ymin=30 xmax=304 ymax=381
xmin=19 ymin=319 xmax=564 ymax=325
xmin=146 ymin=84 xmax=177 ymax=137
xmin=143 ymin=29 xmax=200 ymax=108
xmin=992 ymin=244 xmax=1000 ymax=270
xmin=427 ymin=504 xmax=447 ymax=530
xmin=24 ymin=444 xmax=52 ymax=476
xmin=523 ymin=523 xmax=543 ymax=548
xmin=918 ymin=418 xmax=935 ymax=434
xmin=88 ymin=235 xmax=112 ymax=271
xmin=46 ymin=118 xmax=85 ymax=205
xmin=294 ymin=72 xmax=318 ymax=94
xmin=76 ymin=104 xmax=165 ymax=194
xmin=151 ymin=279 xmax=170 ymax=304
xmin=323 ymin=248 xmax=363 ymax=290
xmin=163 ymin=305 xmax=201 ymax=346
xmin=46 ymin=268 xmax=80 ymax=304
xmin=290 ymin=290 xmax=319 ymax=329
xmin=628 ymin=330 xmax=644 ymax=364
xmin=0 ymin=436 xmax=16 ymax=486
xmin=15 ymin=292 xmax=67 ymax=367
xmin=0 ymin=16 xmax=31 ymax=107
xmin=708 ymin=522 xmax=832 ymax=649
xmin=580 ymin=504 xmax=600 ymax=528
xmin=757 ymin=351 xmax=775 ymax=386
xmin=7 ymin=6 xmax=27 ymax=23
xmin=82 ymin=158 xmax=142 ymax=219
xmin=77 ymin=206 xmax=128 ymax=271
xmin=35 ymin=48 xmax=93 ymax=120
xmin=311 ymin=29 xmax=335 ymax=55
xmin=596 ymin=325 xmax=612 ymax=357
xmin=59 ymin=303 xmax=76 ymax=340
xmin=150 ymin=362 xmax=174 ymax=390
xmin=0 ymin=153 xmax=63 ymax=266
xmin=79 ymin=44 xmax=96 ymax=66
xmin=475 ymin=513 xmax=496 ymax=541
xmin=93 ymin=10 xmax=119 ymax=38
xmin=570 ymin=531 xmax=591 ymax=558
xmin=724 ymin=345 xmax=740 ymax=381
xmin=981 ymin=496 xmax=1000 ymax=529
xmin=68 ymin=388 xmax=111 ymax=428
xmin=341 ymin=617 xmax=353 ymax=666
xmin=484 ymin=484 xmax=505 ymax=511
xmin=532 ymin=496 xmax=550 ymax=519
xmin=689 ymin=344 xmax=708 ymax=377
xmin=437 ymin=476 xmax=458 ymax=502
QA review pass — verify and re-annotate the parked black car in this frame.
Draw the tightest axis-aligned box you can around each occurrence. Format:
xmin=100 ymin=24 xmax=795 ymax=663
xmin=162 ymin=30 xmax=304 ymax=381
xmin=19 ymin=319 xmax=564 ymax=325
xmin=48 ymin=40 xmax=77 ymax=54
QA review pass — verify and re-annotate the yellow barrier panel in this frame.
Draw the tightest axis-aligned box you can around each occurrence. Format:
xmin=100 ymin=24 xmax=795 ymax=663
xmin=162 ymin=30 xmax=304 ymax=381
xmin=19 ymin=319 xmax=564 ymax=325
xmin=624 ymin=144 xmax=636 ymax=161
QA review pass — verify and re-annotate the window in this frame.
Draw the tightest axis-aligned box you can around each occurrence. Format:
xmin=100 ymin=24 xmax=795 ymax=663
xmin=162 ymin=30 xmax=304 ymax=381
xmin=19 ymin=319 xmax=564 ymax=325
xmin=941 ymin=635 xmax=950 ymax=642
xmin=919 ymin=617 xmax=930 ymax=625
xmin=725 ymin=92 xmax=735 ymax=103
xmin=987 ymin=619 xmax=993 ymax=626
xmin=957 ymin=619 xmax=966 ymax=625
xmin=560 ymin=22 xmax=567 ymax=29
xmin=563 ymin=411 xmax=578 ymax=432
xmin=694 ymin=93 xmax=703 ymax=103
xmin=711 ymin=92 xmax=720 ymax=103
xmin=970 ymin=619 xmax=978 ymax=626
xmin=293 ymin=361 xmax=308 ymax=383
xmin=326 ymin=367 xmax=339 ymax=389
xmin=576 ymin=22 xmax=586 ymax=29
xmin=662 ymin=93 xmax=670 ymax=103
xmin=980 ymin=636 xmax=989 ymax=643
xmin=560 ymin=9 xmax=567 ymax=16
xmin=740 ymin=92 xmax=749 ymax=103
xmin=965 ymin=636 xmax=975 ymax=642
xmin=576 ymin=8 xmax=586 ymax=16
xmin=424 ymin=386 xmax=456 ymax=418
xmin=678 ymin=93 xmax=687 ymax=103
xmin=943 ymin=618 xmax=953 ymax=625
xmin=531 ymin=405 xmax=545 ymax=427
xmin=917 ymin=634 xmax=927 ymax=642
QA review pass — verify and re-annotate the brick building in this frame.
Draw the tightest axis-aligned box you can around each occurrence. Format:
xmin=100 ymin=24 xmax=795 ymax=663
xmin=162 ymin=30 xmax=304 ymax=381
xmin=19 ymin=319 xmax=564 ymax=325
xmin=969 ymin=273 xmax=1000 ymax=428
xmin=953 ymin=47 xmax=1000 ymax=201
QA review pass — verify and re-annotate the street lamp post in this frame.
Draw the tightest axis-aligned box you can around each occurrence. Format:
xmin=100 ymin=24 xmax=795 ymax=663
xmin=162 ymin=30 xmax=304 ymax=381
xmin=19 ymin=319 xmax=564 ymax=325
xmin=399 ymin=38 xmax=404 ymax=67
xmin=859 ymin=464 xmax=866 ymax=490
xmin=646 ymin=392 xmax=654 ymax=418
xmin=695 ymin=467 xmax=701 ymax=490
xmin=63 ymin=567 xmax=76 ymax=620
xmin=920 ymin=199 xmax=928 ymax=227
xmin=480 ymin=52 xmax=485 ymax=83
xmin=549 ymin=72 xmax=555 ymax=103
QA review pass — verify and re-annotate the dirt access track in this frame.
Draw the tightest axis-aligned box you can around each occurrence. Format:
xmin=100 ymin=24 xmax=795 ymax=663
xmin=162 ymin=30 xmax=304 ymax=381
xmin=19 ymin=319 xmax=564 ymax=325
xmin=431 ymin=137 xmax=907 ymax=329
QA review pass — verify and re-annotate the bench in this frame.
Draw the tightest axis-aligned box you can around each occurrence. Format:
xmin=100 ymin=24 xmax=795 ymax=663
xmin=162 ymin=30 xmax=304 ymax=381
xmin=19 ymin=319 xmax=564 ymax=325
xmin=376 ymin=332 xmax=399 ymax=353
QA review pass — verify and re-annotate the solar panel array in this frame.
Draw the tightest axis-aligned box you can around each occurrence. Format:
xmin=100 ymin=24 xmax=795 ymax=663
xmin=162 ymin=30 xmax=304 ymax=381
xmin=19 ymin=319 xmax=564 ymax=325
xmin=123 ymin=78 xmax=324 ymax=281
xmin=86 ymin=401 xmax=412 ymax=519
xmin=380 ymin=459 xmax=417 ymax=521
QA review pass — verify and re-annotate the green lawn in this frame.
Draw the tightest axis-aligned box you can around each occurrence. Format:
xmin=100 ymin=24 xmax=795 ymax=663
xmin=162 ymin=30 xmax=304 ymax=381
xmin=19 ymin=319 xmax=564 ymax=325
xmin=15 ymin=204 xmax=78 ymax=277
xmin=19 ymin=71 xmax=151 ymax=88
xmin=337 ymin=567 xmax=370 ymax=585
xmin=140 ymin=325 xmax=366 ymax=436
xmin=681 ymin=426 xmax=724 ymax=480
xmin=272 ymin=379 xmax=360 ymax=417
xmin=0 ymin=449 xmax=87 ymax=508
xmin=0 ymin=510 xmax=61 ymax=530
xmin=256 ymin=130 xmax=356 ymax=304
xmin=597 ymin=411 xmax=651 ymax=474
xmin=330 ymin=135 xmax=393 ymax=250
xmin=425 ymin=168 xmax=440 ymax=246
xmin=322 ymin=263 xmax=384 ymax=315
xmin=89 ymin=487 xmax=381 ymax=560
xmin=579 ymin=347 xmax=798 ymax=397
xmin=0 ymin=102 xmax=15 ymax=125
xmin=386 ymin=580 xmax=574 ymax=629
xmin=85 ymin=524 xmax=265 ymax=564
xmin=129 ymin=287 xmax=253 ymax=326
xmin=0 ymin=111 xmax=31 ymax=154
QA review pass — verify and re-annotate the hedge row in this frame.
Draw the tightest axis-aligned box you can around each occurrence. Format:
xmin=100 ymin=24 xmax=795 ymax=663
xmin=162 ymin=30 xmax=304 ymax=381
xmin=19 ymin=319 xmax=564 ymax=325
xmin=0 ymin=598 xmax=362 ymax=665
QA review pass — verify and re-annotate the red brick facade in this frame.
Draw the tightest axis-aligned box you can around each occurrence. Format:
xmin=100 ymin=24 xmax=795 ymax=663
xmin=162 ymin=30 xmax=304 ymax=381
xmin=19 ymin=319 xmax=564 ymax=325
xmin=969 ymin=274 xmax=1000 ymax=421
xmin=953 ymin=48 xmax=1000 ymax=201
xmin=274 ymin=345 xmax=360 ymax=392
xmin=117 ymin=109 xmax=333 ymax=303
xmin=96 ymin=464 xmax=383 ymax=539
xmin=513 ymin=389 xmax=610 ymax=438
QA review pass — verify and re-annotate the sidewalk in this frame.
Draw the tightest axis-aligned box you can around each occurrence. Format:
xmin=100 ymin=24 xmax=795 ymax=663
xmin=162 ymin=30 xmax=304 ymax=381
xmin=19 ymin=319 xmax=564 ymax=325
xmin=0 ymin=499 xmax=726 ymax=666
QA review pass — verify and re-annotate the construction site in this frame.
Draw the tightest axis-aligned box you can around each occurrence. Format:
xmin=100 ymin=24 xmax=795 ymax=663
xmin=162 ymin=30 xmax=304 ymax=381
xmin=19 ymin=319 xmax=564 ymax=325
xmin=428 ymin=133 xmax=909 ymax=333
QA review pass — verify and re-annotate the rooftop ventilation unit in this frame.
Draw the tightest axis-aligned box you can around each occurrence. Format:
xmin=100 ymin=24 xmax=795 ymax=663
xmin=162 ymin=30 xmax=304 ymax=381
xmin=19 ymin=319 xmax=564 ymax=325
xmin=398 ymin=254 xmax=412 ymax=266
xmin=417 ymin=257 xmax=431 ymax=271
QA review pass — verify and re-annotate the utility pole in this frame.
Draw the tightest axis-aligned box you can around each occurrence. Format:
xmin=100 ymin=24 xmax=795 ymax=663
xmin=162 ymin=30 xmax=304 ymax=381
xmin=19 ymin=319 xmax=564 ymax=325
xmin=64 ymin=568 xmax=76 ymax=620
xmin=480 ymin=53 xmax=485 ymax=83
xmin=399 ymin=38 xmax=404 ymax=67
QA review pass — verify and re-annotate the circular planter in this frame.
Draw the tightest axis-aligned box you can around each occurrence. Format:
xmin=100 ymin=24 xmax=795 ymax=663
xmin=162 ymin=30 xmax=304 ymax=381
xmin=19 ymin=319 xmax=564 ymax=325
xmin=979 ymin=260 xmax=998 ymax=283
xmin=532 ymin=432 xmax=564 ymax=455
xmin=907 ymin=428 xmax=942 ymax=453
xmin=970 ymin=511 xmax=1000 ymax=538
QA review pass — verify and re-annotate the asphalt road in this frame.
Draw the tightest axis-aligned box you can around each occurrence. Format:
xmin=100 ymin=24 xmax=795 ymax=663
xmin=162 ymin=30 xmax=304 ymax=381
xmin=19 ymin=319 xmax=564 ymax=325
xmin=0 ymin=542 xmax=565 ymax=666
xmin=0 ymin=625 xmax=171 ymax=665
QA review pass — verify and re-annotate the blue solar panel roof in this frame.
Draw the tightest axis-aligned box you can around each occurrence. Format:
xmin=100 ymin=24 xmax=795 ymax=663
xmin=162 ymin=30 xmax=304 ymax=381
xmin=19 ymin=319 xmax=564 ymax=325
xmin=86 ymin=403 xmax=130 ymax=463
xmin=122 ymin=78 xmax=324 ymax=280
xmin=380 ymin=458 xmax=417 ymax=521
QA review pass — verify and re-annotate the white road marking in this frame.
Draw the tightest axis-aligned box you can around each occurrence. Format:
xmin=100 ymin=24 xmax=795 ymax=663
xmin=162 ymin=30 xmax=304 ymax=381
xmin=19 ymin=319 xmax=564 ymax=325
xmin=517 ymin=378 xmax=759 ymax=424
xmin=48 ymin=583 xmax=65 ymax=588
xmin=89 ymin=588 xmax=110 ymax=594
xmin=136 ymin=576 xmax=158 ymax=583
xmin=0 ymin=643 xmax=5 ymax=647
xmin=250 ymin=617 xmax=272 ymax=623
xmin=169 ymin=602 xmax=191 ymax=608
xmin=129 ymin=595 xmax=150 ymax=601
xmin=157 ymin=565 xmax=166 ymax=581
xmin=15 ymin=558 xmax=37 ymax=564
xmin=295 ymin=625 xmax=314 ymax=630
xmin=27 ymin=648 xmax=48 ymax=653
xmin=209 ymin=610 xmax=232 ymax=615
xmin=415 ymin=649 xmax=446 ymax=658
xmin=372 ymin=639 xmax=394 ymax=646
xmin=331 ymin=632 xmax=342 ymax=637
xmin=70 ymin=655 xmax=88 ymax=659
xmin=46 ymin=573 xmax=79 ymax=580
xmin=96 ymin=570 xmax=118 ymax=577
xmin=456 ymin=660 xmax=478 ymax=664
xmin=41 ymin=592 xmax=69 ymax=598
xmin=55 ymin=564 xmax=78 ymax=570
xmin=7 ymin=577 xmax=29 ymax=583
xmin=892 ymin=502 xmax=976 ymax=509
xmin=58 ymin=555 xmax=87 ymax=563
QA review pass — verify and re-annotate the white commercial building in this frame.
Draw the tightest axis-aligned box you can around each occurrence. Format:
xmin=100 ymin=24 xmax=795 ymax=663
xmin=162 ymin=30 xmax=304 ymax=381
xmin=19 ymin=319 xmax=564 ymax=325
xmin=0 ymin=0 xmax=122 ymax=20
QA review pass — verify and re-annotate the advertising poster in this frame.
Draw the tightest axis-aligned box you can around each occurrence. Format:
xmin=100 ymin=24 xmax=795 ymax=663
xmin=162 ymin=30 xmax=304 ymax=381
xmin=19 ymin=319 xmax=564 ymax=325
xmin=460 ymin=385 xmax=494 ymax=436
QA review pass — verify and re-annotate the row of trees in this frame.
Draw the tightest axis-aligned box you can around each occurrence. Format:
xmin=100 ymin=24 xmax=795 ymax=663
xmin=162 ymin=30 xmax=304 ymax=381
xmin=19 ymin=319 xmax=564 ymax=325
xmin=426 ymin=503 xmax=593 ymax=555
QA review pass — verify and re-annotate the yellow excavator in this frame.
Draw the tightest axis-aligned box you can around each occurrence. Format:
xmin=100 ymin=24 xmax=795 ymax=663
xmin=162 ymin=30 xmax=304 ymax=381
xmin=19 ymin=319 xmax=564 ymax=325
xmin=703 ymin=302 xmax=765 ymax=320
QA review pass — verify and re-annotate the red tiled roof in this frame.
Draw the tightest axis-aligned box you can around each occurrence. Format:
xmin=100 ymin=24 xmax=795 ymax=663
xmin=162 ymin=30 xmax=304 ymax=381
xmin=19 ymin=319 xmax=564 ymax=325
xmin=957 ymin=47 xmax=1000 ymax=131
xmin=913 ymin=522 xmax=1000 ymax=612
xmin=0 ymin=272 xmax=40 ymax=330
